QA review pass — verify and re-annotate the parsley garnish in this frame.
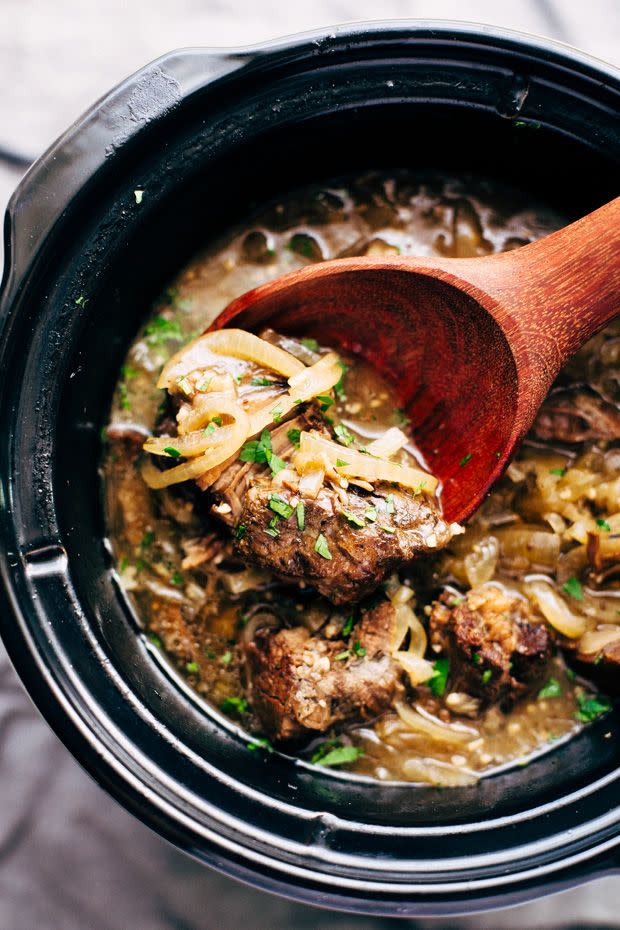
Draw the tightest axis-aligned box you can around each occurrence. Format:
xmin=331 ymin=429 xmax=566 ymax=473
xmin=269 ymin=493 xmax=294 ymax=519
xmin=171 ymin=571 xmax=183 ymax=586
xmin=148 ymin=632 xmax=162 ymax=648
xmin=426 ymin=658 xmax=449 ymax=697
xmin=395 ymin=408 xmax=410 ymax=427
xmin=334 ymin=650 xmax=350 ymax=661
xmin=264 ymin=515 xmax=280 ymax=538
xmin=204 ymin=422 xmax=217 ymax=435
xmin=334 ymin=424 xmax=354 ymax=447
xmin=481 ymin=669 xmax=493 ymax=685
xmin=287 ymin=428 xmax=301 ymax=448
xmin=459 ymin=453 xmax=473 ymax=467
xmin=301 ymin=337 xmax=319 ymax=352
xmin=235 ymin=524 xmax=246 ymax=540
xmin=341 ymin=509 xmax=365 ymax=528
xmin=271 ymin=404 xmax=283 ymax=424
xmin=596 ymin=518 xmax=611 ymax=532
xmin=141 ymin=530 xmax=155 ymax=548
xmin=75 ymin=294 xmax=89 ymax=307
xmin=296 ymin=501 xmax=305 ymax=531
xmin=220 ymin=650 xmax=233 ymax=665
xmin=211 ymin=416 xmax=223 ymax=426
xmin=220 ymin=696 xmax=248 ymax=716
xmin=562 ymin=576 xmax=583 ymax=601
xmin=333 ymin=361 xmax=348 ymax=399
xmin=247 ymin=737 xmax=273 ymax=753
xmin=251 ymin=376 xmax=274 ymax=386
xmin=385 ymin=493 xmax=395 ymax=514
xmin=185 ymin=661 xmax=199 ymax=674
xmin=342 ymin=616 xmax=354 ymax=637
xmin=472 ymin=652 xmax=482 ymax=665
xmin=240 ymin=428 xmax=286 ymax=475
xmin=311 ymin=741 xmax=364 ymax=767
xmin=353 ymin=640 xmax=366 ymax=658
xmin=314 ymin=533 xmax=332 ymax=560
xmin=549 ymin=467 xmax=566 ymax=477
xmin=144 ymin=315 xmax=183 ymax=346
xmin=538 ymin=677 xmax=562 ymax=699
xmin=364 ymin=507 xmax=377 ymax=523
xmin=316 ymin=394 xmax=334 ymax=411
xmin=379 ymin=524 xmax=396 ymax=534
xmin=575 ymin=692 xmax=611 ymax=723
xmin=335 ymin=459 xmax=348 ymax=468
xmin=163 ymin=446 xmax=182 ymax=458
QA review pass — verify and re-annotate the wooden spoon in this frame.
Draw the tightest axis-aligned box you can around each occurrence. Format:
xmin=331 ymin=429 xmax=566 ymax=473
xmin=212 ymin=198 xmax=620 ymax=524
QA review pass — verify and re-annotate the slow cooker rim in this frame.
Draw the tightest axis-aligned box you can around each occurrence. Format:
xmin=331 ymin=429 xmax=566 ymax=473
xmin=1 ymin=21 xmax=620 ymax=915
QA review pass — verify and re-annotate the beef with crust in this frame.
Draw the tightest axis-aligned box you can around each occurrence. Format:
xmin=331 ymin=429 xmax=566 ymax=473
xmin=532 ymin=387 xmax=620 ymax=443
xmin=245 ymin=600 xmax=401 ymax=741
xmin=208 ymin=409 xmax=453 ymax=605
xmin=429 ymin=586 xmax=552 ymax=709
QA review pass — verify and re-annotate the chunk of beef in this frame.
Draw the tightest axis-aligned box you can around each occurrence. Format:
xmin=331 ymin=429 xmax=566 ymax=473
xmin=237 ymin=479 xmax=452 ymax=605
xmin=429 ymin=586 xmax=552 ymax=709
xmin=561 ymin=632 xmax=620 ymax=696
xmin=208 ymin=410 xmax=453 ymax=605
xmin=533 ymin=387 xmax=620 ymax=444
xmin=245 ymin=601 xmax=401 ymax=741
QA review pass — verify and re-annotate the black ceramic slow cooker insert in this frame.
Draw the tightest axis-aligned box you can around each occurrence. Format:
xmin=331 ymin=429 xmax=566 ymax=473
xmin=1 ymin=22 xmax=619 ymax=917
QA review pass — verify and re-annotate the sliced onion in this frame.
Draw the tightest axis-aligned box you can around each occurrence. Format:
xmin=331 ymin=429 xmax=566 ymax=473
xmin=579 ymin=626 xmax=620 ymax=654
xmin=177 ymin=393 xmax=239 ymax=435
xmin=158 ymin=329 xmax=304 ymax=389
xmin=525 ymin=578 xmax=586 ymax=639
xmin=142 ymin=407 xmax=249 ymax=489
xmin=298 ymin=467 xmax=325 ymax=499
xmin=145 ymin=400 xmax=243 ymax=458
xmin=394 ymin=701 xmax=475 ymax=746
xmin=288 ymin=352 xmax=342 ymax=399
xmin=294 ymin=431 xmax=438 ymax=494
xmin=394 ymin=652 xmax=436 ymax=686
xmin=367 ymin=427 xmax=408 ymax=459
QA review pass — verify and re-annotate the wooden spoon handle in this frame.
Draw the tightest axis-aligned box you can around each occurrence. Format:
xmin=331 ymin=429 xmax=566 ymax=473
xmin=441 ymin=196 xmax=620 ymax=376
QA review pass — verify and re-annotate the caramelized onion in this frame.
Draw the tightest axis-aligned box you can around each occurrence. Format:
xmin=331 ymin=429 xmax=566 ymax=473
xmin=525 ymin=578 xmax=587 ymax=638
xmin=394 ymin=652 xmax=435 ymax=686
xmin=177 ymin=391 xmax=238 ymax=435
xmin=395 ymin=701 xmax=476 ymax=746
xmin=158 ymin=329 xmax=304 ymax=389
xmin=145 ymin=400 xmax=244 ymax=458
xmin=287 ymin=352 xmax=342 ymax=399
xmin=294 ymin=431 xmax=438 ymax=494
xmin=141 ymin=407 xmax=249 ymax=489
xmin=367 ymin=427 xmax=408 ymax=458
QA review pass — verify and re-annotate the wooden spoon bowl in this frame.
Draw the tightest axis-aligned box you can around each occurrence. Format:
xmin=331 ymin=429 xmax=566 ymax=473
xmin=212 ymin=198 xmax=620 ymax=524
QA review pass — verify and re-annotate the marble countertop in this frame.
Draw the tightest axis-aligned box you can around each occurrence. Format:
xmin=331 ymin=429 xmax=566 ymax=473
xmin=0 ymin=2 xmax=618 ymax=927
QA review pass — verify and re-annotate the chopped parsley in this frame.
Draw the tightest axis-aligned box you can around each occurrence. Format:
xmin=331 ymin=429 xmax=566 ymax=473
xmin=334 ymin=423 xmax=354 ymax=447
xmin=264 ymin=515 xmax=280 ymax=538
xmin=204 ymin=422 xmax=217 ymax=436
xmin=220 ymin=696 xmax=248 ymax=716
xmin=311 ymin=741 xmax=364 ymax=767
xmin=287 ymin=428 xmax=301 ymax=448
xmin=596 ymin=518 xmax=611 ymax=532
xmin=118 ymin=382 xmax=130 ymax=410
xmin=204 ymin=648 xmax=216 ymax=659
xmin=170 ymin=571 xmax=183 ymax=586
xmin=426 ymin=658 xmax=449 ymax=697
xmin=247 ymin=737 xmax=273 ymax=753
xmin=335 ymin=459 xmax=348 ymax=468
xmin=538 ymin=677 xmax=562 ymax=699
xmin=75 ymin=294 xmax=89 ymax=307
xmin=413 ymin=481 xmax=427 ymax=495
xmin=472 ymin=651 xmax=482 ymax=665
xmin=334 ymin=650 xmax=350 ymax=661
xmin=363 ymin=507 xmax=377 ymax=523
xmin=211 ymin=415 xmax=223 ymax=426
xmin=342 ymin=615 xmax=354 ymax=637
xmin=481 ymin=669 xmax=493 ymax=685
xmin=575 ymin=692 xmax=611 ymax=723
xmin=296 ymin=501 xmax=305 ymax=531
xmin=385 ymin=493 xmax=395 ymax=514
xmin=562 ymin=576 xmax=583 ymax=601
xmin=314 ymin=533 xmax=332 ymax=560
xmin=148 ymin=632 xmax=162 ymax=648
xmin=449 ymin=596 xmax=464 ymax=607
xmin=333 ymin=361 xmax=348 ymax=399
xmin=394 ymin=408 xmax=410 ymax=428
xmin=301 ymin=337 xmax=320 ymax=352
xmin=163 ymin=446 xmax=182 ymax=459
xmin=316 ymin=394 xmax=334 ymax=411
xmin=269 ymin=493 xmax=294 ymax=519
xmin=235 ymin=524 xmax=246 ymax=540
xmin=141 ymin=530 xmax=155 ymax=548
xmin=379 ymin=524 xmax=396 ymax=534
xmin=341 ymin=509 xmax=365 ymax=528
xmin=566 ymin=667 xmax=577 ymax=682
xmin=220 ymin=650 xmax=233 ymax=666
xmin=251 ymin=376 xmax=274 ymax=386
xmin=549 ymin=467 xmax=566 ymax=477
xmin=240 ymin=428 xmax=286 ymax=475
xmin=185 ymin=661 xmax=199 ymax=674
xmin=176 ymin=375 xmax=192 ymax=396
xmin=459 ymin=453 xmax=473 ymax=467
xmin=353 ymin=640 xmax=366 ymax=658
xmin=119 ymin=557 xmax=129 ymax=573
xmin=144 ymin=315 xmax=183 ymax=346
xmin=271 ymin=404 xmax=283 ymax=424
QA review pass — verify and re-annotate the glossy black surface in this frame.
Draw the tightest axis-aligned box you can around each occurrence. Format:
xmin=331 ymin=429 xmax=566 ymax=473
xmin=0 ymin=23 xmax=619 ymax=916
